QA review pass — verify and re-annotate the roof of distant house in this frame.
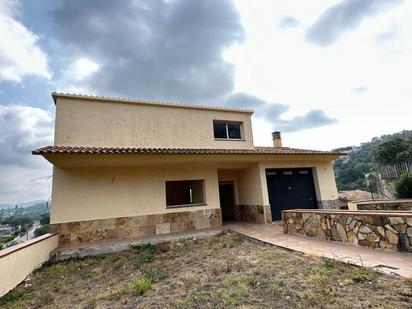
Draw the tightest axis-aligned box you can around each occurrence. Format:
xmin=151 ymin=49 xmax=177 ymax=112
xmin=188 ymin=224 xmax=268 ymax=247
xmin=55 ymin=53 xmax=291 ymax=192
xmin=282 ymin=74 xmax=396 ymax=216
xmin=51 ymin=92 xmax=254 ymax=114
xmin=33 ymin=145 xmax=343 ymax=156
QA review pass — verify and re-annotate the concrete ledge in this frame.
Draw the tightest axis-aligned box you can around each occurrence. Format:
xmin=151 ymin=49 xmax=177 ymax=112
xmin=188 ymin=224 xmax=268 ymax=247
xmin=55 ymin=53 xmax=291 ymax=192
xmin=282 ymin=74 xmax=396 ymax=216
xmin=0 ymin=233 xmax=59 ymax=297
xmin=283 ymin=209 xmax=412 ymax=217
xmin=347 ymin=199 xmax=412 ymax=211
xmin=52 ymin=227 xmax=225 ymax=261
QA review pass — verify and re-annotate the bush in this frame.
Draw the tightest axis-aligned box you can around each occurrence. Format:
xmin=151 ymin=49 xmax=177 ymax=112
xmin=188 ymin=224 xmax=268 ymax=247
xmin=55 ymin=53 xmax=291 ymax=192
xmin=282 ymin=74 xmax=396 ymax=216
xmin=34 ymin=225 xmax=49 ymax=237
xmin=395 ymin=174 xmax=412 ymax=198
xmin=130 ymin=276 xmax=152 ymax=296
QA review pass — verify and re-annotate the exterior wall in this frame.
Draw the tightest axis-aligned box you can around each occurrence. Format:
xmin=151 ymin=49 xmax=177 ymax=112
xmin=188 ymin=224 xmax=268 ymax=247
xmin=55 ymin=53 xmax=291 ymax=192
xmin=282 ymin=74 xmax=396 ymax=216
xmin=235 ymin=164 xmax=272 ymax=223
xmin=54 ymin=98 xmax=254 ymax=149
xmin=0 ymin=233 xmax=58 ymax=297
xmin=52 ymin=209 xmax=222 ymax=247
xmin=51 ymin=165 xmax=220 ymax=224
xmin=283 ymin=210 xmax=412 ymax=252
xmin=259 ymin=161 xmax=338 ymax=208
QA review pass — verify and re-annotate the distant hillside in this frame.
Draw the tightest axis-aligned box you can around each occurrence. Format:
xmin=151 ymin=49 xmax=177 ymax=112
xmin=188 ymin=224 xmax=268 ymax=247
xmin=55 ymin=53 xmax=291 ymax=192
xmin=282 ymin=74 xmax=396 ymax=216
xmin=333 ymin=130 xmax=412 ymax=191
xmin=0 ymin=200 xmax=47 ymax=210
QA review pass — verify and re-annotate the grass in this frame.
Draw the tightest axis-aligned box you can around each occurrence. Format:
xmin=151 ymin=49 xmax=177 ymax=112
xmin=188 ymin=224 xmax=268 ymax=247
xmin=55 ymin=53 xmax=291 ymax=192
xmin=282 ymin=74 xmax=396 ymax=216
xmin=1 ymin=233 xmax=411 ymax=308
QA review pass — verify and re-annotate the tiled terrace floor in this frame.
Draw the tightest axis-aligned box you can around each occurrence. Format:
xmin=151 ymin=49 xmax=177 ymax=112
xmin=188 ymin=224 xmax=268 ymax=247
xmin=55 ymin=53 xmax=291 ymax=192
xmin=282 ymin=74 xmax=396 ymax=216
xmin=228 ymin=221 xmax=412 ymax=279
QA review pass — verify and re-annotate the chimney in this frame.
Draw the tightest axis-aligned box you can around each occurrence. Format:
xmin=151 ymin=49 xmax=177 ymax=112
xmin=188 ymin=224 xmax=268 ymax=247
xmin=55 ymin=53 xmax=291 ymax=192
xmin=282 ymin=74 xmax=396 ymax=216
xmin=272 ymin=131 xmax=282 ymax=147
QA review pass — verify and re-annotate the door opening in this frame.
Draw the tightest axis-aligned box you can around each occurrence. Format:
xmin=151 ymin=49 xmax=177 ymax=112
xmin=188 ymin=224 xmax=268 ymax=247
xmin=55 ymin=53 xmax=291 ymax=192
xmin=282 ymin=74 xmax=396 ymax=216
xmin=219 ymin=182 xmax=235 ymax=221
xmin=266 ymin=168 xmax=318 ymax=221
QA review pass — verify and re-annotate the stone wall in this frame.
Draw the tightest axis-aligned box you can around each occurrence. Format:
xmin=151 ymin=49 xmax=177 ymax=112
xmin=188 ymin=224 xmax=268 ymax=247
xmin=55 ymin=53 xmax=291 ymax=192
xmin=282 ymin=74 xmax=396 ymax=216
xmin=348 ymin=200 xmax=412 ymax=211
xmin=234 ymin=205 xmax=272 ymax=223
xmin=283 ymin=210 xmax=412 ymax=252
xmin=51 ymin=208 xmax=222 ymax=247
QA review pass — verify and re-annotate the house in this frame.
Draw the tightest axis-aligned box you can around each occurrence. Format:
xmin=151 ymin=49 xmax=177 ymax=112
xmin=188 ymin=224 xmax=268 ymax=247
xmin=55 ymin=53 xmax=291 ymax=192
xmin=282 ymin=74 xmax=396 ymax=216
xmin=33 ymin=93 xmax=341 ymax=246
xmin=0 ymin=225 xmax=13 ymax=237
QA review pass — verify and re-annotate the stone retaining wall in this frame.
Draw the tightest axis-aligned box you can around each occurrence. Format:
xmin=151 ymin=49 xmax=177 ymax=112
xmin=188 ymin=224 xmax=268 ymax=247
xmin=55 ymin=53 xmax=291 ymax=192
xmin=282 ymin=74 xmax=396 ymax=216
xmin=51 ymin=208 xmax=222 ymax=246
xmin=234 ymin=205 xmax=272 ymax=223
xmin=282 ymin=210 xmax=412 ymax=252
xmin=348 ymin=199 xmax=412 ymax=211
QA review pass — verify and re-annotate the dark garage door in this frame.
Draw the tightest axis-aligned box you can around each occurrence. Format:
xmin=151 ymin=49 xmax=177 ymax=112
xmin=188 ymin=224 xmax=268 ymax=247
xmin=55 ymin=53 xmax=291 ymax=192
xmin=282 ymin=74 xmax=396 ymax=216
xmin=266 ymin=168 xmax=318 ymax=221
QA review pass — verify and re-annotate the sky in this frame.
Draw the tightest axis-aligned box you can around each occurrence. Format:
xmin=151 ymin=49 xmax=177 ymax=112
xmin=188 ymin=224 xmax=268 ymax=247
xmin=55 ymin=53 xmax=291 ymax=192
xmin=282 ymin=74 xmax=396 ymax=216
xmin=0 ymin=0 xmax=411 ymax=204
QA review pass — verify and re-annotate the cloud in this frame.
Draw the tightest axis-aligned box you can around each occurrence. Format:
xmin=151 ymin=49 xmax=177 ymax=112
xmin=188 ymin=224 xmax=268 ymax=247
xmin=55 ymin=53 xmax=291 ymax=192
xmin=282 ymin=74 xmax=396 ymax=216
xmin=0 ymin=105 xmax=53 ymax=203
xmin=278 ymin=16 xmax=300 ymax=29
xmin=224 ymin=93 xmax=337 ymax=132
xmin=49 ymin=0 xmax=335 ymax=132
xmin=0 ymin=105 xmax=54 ymax=166
xmin=353 ymin=86 xmax=368 ymax=93
xmin=51 ymin=0 xmax=244 ymax=102
xmin=375 ymin=28 xmax=398 ymax=43
xmin=305 ymin=0 xmax=403 ymax=47
xmin=0 ymin=0 xmax=50 ymax=82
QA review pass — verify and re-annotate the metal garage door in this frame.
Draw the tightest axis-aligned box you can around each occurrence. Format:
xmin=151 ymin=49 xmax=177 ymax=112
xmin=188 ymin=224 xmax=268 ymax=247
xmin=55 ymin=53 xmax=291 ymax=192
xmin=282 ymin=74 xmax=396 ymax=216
xmin=266 ymin=168 xmax=318 ymax=221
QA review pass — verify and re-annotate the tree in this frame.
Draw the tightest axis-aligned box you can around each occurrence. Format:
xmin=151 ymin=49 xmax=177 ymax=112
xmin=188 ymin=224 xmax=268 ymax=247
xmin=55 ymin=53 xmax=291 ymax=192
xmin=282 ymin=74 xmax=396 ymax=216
xmin=39 ymin=213 xmax=50 ymax=226
xmin=394 ymin=174 xmax=412 ymax=198
xmin=372 ymin=137 xmax=412 ymax=175
xmin=34 ymin=225 xmax=49 ymax=237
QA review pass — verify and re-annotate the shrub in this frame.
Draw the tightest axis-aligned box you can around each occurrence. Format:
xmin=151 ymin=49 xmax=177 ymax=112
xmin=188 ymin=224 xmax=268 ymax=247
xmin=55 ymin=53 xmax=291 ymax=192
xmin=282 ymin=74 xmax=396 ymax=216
xmin=34 ymin=225 xmax=49 ymax=237
xmin=395 ymin=174 xmax=412 ymax=198
xmin=130 ymin=276 xmax=152 ymax=296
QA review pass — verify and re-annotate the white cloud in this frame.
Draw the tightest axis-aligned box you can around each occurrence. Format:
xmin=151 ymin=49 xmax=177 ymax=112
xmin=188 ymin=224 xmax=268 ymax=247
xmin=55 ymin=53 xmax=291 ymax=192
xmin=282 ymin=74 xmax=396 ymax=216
xmin=228 ymin=0 xmax=412 ymax=149
xmin=0 ymin=0 xmax=51 ymax=82
xmin=69 ymin=57 xmax=100 ymax=80
xmin=0 ymin=105 xmax=53 ymax=203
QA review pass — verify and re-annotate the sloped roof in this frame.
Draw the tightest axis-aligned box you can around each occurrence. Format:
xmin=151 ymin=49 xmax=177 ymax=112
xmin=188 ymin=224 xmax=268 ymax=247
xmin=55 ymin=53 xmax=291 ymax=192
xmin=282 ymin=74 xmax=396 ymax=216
xmin=32 ymin=145 xmax=343 ymax=156
xmin=51 ymin=92 xmax=254 ymax=114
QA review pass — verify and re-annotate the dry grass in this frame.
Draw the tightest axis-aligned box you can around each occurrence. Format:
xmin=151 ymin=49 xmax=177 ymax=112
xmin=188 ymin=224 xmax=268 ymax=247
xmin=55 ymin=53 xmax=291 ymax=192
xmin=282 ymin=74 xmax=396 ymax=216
xmin=1 ymin=233 xmax=412 ymax=308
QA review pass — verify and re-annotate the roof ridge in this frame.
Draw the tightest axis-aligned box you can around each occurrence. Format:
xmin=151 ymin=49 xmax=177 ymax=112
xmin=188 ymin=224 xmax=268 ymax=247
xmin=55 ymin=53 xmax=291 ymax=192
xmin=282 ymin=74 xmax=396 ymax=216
xmin=51 ymin=92 xmax=254 ymax=114
xmin=32 ymin=145 xmax=345 ymax=156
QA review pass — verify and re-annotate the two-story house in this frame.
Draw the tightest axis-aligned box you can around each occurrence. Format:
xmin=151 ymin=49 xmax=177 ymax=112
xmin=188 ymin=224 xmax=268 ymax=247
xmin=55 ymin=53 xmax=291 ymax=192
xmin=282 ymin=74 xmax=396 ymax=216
xmin=33 ymin=93 xmax=341 ymax=246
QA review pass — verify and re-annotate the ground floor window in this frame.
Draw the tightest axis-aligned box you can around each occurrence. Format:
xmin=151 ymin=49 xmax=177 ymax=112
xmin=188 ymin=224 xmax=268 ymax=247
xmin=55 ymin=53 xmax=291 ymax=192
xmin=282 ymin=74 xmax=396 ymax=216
xmin=165 ymin=180 xmax=205 ymax=207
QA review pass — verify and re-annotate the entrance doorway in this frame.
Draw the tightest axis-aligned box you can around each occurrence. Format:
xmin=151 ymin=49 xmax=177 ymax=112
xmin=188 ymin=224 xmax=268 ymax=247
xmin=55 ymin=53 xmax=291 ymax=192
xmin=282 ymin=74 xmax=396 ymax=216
xmin=219 ymin=182 xmax=235 ymax=221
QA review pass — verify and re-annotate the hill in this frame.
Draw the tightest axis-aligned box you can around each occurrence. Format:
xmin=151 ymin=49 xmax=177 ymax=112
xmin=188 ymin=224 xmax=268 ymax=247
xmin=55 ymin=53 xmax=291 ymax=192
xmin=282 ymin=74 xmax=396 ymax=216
xmin=333 ymin=130 xmax=412 ymax=191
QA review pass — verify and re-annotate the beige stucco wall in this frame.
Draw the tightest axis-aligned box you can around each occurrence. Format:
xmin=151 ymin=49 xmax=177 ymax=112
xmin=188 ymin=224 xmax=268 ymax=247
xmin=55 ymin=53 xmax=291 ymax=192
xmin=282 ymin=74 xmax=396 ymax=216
xmin=51 ymin=165 xmax=221 ymax=224
xmin=0 ymin=234 xmax=58 ymax=297
xmin=54 ymin=98 xmax=254 ymax=149
xmin=237 ymin=164 xmax=266 ymax=205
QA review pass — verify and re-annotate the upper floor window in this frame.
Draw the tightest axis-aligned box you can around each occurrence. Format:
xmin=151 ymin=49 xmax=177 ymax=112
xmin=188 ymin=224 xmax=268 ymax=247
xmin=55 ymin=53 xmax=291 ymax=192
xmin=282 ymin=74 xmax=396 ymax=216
xmin=213 ymin=121 xmax=242 ymax=140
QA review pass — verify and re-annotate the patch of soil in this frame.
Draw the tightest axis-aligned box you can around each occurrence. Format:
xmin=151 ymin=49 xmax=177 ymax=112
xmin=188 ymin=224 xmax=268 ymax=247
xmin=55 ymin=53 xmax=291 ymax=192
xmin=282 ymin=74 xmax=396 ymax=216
xmin=1 ymin=233 xmax=411 ymax=308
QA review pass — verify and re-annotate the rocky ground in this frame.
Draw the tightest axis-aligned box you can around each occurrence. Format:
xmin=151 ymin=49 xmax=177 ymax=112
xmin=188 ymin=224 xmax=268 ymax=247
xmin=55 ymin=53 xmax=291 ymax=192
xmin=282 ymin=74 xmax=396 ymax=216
xmin=1 ymin=233 xmax=412 ymax=308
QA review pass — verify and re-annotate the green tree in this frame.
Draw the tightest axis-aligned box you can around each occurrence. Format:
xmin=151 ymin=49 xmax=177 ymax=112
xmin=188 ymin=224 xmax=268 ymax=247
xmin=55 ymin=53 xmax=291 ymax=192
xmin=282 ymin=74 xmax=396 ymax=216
xmin=372 ymin=138 xmax=411 ymax=164
xmin=34 ymin=225 xmax=49 ymax=237
xmin=394 ymin=174 xmax=412 ymax=198
xmin=39 ymin=213 xmax=50 ymax=226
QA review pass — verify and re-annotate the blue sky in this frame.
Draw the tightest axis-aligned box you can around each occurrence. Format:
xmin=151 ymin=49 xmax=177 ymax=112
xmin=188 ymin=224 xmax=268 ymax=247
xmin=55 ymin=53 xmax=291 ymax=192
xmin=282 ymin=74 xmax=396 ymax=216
xmin=0 ymin=0 xmax=411 ymax=203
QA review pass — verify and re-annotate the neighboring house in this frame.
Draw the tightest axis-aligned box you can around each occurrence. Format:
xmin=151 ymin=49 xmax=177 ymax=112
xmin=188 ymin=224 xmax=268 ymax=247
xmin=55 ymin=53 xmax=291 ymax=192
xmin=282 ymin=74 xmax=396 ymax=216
xmin=33 ymin=93 xmax=341 ymax=246
xmin=0 ymin=225 xmax=13 ymax=237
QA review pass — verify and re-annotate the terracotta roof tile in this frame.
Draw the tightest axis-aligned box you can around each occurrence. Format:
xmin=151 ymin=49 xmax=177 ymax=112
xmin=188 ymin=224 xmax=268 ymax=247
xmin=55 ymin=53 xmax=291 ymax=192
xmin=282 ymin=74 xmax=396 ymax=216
xmin=32 ymin=146 xmax=343 ymax=156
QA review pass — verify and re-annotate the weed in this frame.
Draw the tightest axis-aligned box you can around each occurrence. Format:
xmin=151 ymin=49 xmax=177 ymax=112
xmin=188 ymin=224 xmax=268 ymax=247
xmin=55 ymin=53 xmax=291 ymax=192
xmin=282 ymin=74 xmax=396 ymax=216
xmin=138 ymin=253 xmax=155 ymax=264
xmin=36 ymin=289 xmax=55 ymax=306
xmin=146 ymin=269 xmax=168 ymax=282
xmin=130 ymin=276 xmax=152 ymax=296
xmin=1 ymin=290 xmax=24 ymax=303
xmin=271 ymin=278 xmax=284 ymax=295
xmin=84 ymin=295 xmax=97 ymax=308
xmin=349 ymin=268 xmax=377 ymax=283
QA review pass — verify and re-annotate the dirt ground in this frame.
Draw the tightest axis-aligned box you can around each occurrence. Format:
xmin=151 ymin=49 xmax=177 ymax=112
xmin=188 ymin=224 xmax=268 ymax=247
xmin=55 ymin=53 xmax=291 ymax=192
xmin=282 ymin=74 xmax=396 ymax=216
xmin=1 ymin=233 xmax=411 ymax=308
